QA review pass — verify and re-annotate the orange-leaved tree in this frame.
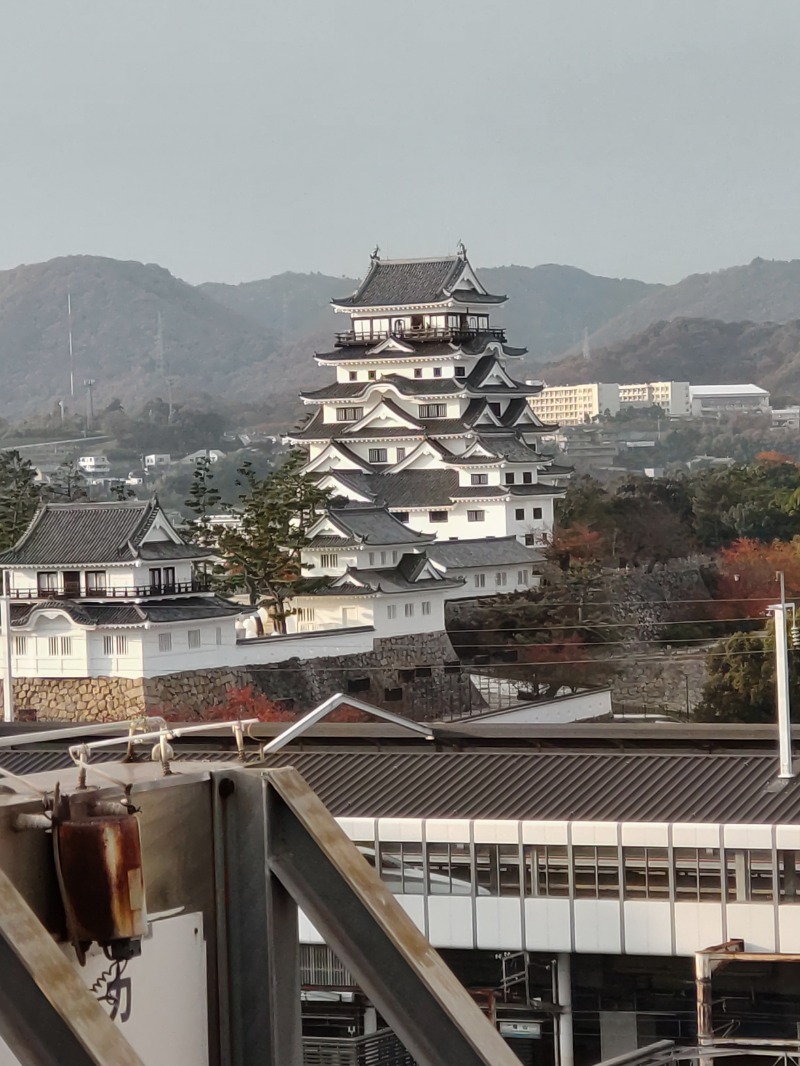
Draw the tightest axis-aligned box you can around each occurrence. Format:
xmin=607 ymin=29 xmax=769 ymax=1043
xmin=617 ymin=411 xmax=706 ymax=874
xmin=161 ymin=685 xmax=298 ymax=722
xmin=715 ymin=538 xmax=800 ymax=619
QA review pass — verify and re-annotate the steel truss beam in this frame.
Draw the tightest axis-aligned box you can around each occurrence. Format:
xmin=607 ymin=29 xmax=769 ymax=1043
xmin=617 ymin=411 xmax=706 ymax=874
xmin=0 ymin=866 xmax=145 ymax=1066
xmin=213 ymin=765 xmax=520 ymax=1066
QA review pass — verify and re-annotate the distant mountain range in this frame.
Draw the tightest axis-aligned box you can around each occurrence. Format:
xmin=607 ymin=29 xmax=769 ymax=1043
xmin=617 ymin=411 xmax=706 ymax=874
xmin=2 ymin=253 xmax=800 ymax=424
xmin=547 ymin=317 xmax=800 ymax=401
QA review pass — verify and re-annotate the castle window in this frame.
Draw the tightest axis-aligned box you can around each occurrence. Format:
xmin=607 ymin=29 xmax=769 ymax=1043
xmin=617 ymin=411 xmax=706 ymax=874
xmin=429 ymin=511 xmax=448 ymax=523
xmin=418 ymin=404 xmax=446 ymax=419
xmin=495 ymin=572 xmax=507 ymax=587
xmin=188 ymin=629 xmax=202 ymax=649
xmin=12 ymin=636 xmax=26 ymax=656
xmin=404 ymin=603 xmax=414 ymax=618
xmin=159 ymin=632 xmax=173 ymax=653
xmin=348 ymin=371 xmax=358 ymax=381
xmin=396 ymin=447 xmax=406 ymax=462
xmin=414 ymin=368 xmax=423 ymax=378
xmin=523 ymin=472 xmax=533 ymax=484
xmin=369 ymin=448 xmax=388 ymax=464
xmin=517 ymin=570 xmax=529 ymax=586
xmin=474 ymin=573 xmax=486 ymax=588
xmin=454 ymin=365 xmax=466 ymax=378
xmin=504 ymin=473 xmax=515 ymax=485
xmin=37 ymin=572 xmax=58 ymax=596
xmin=422 ymin=601 xmax=431 ymax=616
xmin=336 ymin=407 xmax=363 ymax=422
xmin=433 ymin=367 xmax=442 ymax=378
xmin=533 ymin=507 xmax=543 ymax=520
xmin=467 ymin=510 xmax=485 ymax=523
xmin=368 ymin=370 xmax=376 ymax=380
xmin=470 ymin=473 xmax=488 ymax=486
xmin=215 ymin=627 xmax=223 ymax=646
xmin=515 ymin=508 xmax=524 ymax=521
xmin=395 ymin=512 xmax=410 ymax=523
xmin=86 ymin=571 xmax=107 ymax=594
xmin=320 ymin=554 xmax=338 ymax=568
xmin=387 ymin=605 xmax=397 ymax=620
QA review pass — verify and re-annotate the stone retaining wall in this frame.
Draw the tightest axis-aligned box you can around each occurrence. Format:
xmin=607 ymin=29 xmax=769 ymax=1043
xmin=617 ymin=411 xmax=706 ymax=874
xmin=9 ymin=629 xmax=465 ymax=722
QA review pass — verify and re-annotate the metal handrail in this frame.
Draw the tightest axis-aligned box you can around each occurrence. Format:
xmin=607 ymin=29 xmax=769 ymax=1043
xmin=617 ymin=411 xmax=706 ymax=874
xmin=335 ymin=327 xmax=506 ymax=346
xmin=10 ymin=580 xmax=210 ymax=600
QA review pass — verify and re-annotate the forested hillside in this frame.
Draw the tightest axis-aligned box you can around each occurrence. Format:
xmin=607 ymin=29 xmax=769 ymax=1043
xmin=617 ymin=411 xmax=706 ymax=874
xmin=547 ymin=317 xmax=800 ymax=401
xmin=5 ymin=252 xmax=800 ymax=424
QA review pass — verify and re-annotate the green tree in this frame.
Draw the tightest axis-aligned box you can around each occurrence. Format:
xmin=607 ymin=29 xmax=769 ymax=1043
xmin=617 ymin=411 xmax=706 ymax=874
xmin=695 ymin=627 xmax=800 ymax=724
xmin=217 ymin=451 xmax=332 ymax=626
xmin=0 ymin=450 xmax=41 ymax=550
xmin=45 ymin=461 xmax=87 ymax=502
xmin=183 ymin=457 xmax=222 ymax=547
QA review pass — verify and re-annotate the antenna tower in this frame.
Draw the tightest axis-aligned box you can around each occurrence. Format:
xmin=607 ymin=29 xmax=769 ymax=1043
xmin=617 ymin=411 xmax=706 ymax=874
xmin=67 ymin=292 xmax=75 ymax=397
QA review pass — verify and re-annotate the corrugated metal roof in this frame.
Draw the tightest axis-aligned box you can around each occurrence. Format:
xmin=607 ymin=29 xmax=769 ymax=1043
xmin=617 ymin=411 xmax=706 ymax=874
xmin=255 ymin=750 xmax=800 ymax=824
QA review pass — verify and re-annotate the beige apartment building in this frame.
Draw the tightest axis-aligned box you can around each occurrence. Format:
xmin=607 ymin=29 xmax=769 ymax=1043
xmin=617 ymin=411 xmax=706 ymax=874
xmin=527 ymin=382 xmax=620 ymax=425
xmin=619 ymin=380 xmax=691 ymax=416
xmin=529 ymin=380 xmax=690 ymax=425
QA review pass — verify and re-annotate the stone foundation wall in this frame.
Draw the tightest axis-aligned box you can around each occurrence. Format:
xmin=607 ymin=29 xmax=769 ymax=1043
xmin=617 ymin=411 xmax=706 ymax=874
xmin=246 ymin=630 xmax=468 ymax=721
xmin=610 ymin=648 xmax=710 ymax=718
xmin=11 ymin=630 xmax=466 ymax=723
xmin=7 ymin=676 xmax=147 ymax=723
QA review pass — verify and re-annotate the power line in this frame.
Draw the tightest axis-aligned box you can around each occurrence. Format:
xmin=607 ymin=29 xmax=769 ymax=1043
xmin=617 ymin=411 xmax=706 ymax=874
xmin=233 ymin=646 xmax=774 ymax=675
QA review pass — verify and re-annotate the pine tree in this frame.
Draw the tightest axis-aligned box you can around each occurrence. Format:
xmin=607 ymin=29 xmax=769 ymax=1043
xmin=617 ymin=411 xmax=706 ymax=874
xmin=183 ymin=456 xmax=222 ymax=548
xmin=0 ymin=451 xmax=41 ymax=550
xmin=218 ymin=451 xmax=332 ymax=628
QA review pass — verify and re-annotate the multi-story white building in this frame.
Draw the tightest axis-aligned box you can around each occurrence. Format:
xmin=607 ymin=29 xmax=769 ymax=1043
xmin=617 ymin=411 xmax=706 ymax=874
xmin=530 ymin=381 xmax=691 ymax=425
xmin=0 ymin=499 xmax=242 ymax=681
xmin=528 ymin=382 xmax=621 ymax=425
xmin=285 ymin=248 xmax=566 ymax=632
xmin=689 ymin=384 xmax=771 ymax=417
xmin=618 ymin=380 xmax=691 ymax=417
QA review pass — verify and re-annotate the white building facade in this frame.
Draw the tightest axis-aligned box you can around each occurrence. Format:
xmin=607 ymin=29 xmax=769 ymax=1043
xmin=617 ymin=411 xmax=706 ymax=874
xmin=530 ymin=381 xmax=691 ymax=425
xmin=0 ymin=500 xmax=242 ymax=681
xmin=689 ymin=383 xmax=771 ymax=417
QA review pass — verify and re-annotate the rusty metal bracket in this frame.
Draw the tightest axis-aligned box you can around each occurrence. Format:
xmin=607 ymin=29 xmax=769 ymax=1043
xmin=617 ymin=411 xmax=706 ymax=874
xmin=0 ymin=865 xmax=145 ymax=1066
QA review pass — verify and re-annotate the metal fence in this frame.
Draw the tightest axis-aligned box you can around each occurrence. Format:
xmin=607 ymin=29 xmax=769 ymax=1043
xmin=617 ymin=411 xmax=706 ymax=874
xmin=303 ymin=1028 xmax=415 ymax=1066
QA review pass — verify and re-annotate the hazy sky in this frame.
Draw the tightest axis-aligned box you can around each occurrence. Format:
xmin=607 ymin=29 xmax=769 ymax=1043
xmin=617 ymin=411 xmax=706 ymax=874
xmin=3 ymin=0 xmax=800 ymax=285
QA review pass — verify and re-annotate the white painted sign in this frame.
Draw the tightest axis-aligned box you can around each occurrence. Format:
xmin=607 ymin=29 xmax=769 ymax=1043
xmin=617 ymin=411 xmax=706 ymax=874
xmin=0 ymin=912 xmax=208 ymax=1066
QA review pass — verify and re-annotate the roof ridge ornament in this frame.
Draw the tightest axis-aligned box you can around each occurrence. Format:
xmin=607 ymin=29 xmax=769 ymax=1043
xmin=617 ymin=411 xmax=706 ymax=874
xmin=456 ymin=240 xmax=467 ymax=259
xmin=370 ymin=245 xmax=381 ymax=262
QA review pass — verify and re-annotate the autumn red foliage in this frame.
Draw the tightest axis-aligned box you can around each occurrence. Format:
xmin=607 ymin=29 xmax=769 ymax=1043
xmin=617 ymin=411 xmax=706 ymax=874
xmin=756 ymin=451 xmax=798 ymax=466
xmin=160 ymin=685 xmax=297 ymax=722
xmin=715 ymin=538 xmax=800 ymax=619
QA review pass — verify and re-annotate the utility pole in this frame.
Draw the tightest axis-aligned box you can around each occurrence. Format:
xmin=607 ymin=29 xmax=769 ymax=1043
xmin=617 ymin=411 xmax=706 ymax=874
xmin=772 ymin=571 xmax=795 ymax=779
xmin=67 ymin=292 xmax=75 ymax=398
xmin=1 ymin=572 xmax=14 ymax=723
xmin=83 ymin=379 xmax=96 ymax=433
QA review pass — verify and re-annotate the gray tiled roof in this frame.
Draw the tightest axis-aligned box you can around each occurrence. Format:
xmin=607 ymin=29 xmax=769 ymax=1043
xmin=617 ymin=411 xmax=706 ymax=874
xmin=0 ymin=500 xmax=208 ymax=567
xmin=331 ymin=256 xmax=506 ymax=309
xmin=324 ymin=505 xmax=434 ymax=546
xmin=428 ymin=536 xmax=544 ymax=569
xmin=315 ymin=334 xmax=525 ymax=361
xmin=332 ymin=556 xmax=463 ymax=594
xmin=300 ymin=376 xmax=463 ymax=402
xmin=289 ymin=405 xmax=486 ymax=442
xmin=11 ymin=596 xmax=241 ymax=629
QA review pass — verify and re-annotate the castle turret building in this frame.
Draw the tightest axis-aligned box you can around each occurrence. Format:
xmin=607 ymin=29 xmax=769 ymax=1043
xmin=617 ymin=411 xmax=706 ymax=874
xmin=285 ymin=248 xmax=570 ymax=634
xmin=288 ymin=247 xmax=570 ymax=544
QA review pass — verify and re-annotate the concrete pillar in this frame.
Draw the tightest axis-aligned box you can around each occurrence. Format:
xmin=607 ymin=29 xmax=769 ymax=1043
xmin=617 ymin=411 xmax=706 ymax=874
xmin=556 ymin=953 xmax=573 ymax=1066
xmin=363 ymin=1006 xmax=377 ymax=1035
